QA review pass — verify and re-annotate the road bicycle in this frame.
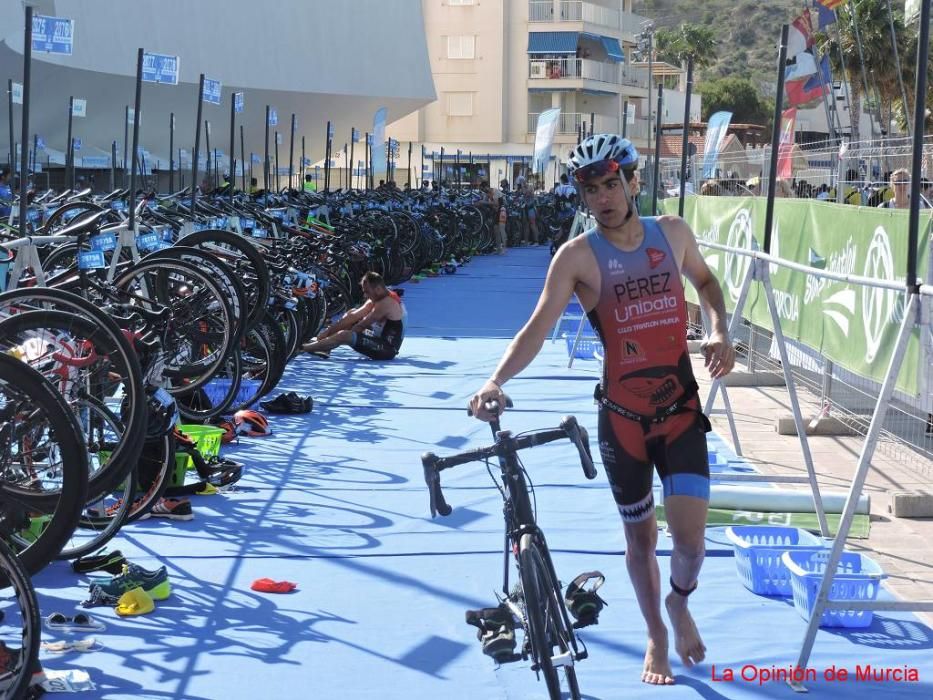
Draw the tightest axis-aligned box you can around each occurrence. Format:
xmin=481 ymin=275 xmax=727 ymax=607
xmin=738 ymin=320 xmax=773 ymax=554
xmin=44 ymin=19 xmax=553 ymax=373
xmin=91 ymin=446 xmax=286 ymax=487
xmin=421 ymin=399 xmax=600 ymax=700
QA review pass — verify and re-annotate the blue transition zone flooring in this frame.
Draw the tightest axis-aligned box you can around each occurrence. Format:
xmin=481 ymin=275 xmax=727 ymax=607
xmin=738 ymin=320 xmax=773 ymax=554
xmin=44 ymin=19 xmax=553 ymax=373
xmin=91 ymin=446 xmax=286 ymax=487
xmin=34 ymin=248 xmax=933 ymax=698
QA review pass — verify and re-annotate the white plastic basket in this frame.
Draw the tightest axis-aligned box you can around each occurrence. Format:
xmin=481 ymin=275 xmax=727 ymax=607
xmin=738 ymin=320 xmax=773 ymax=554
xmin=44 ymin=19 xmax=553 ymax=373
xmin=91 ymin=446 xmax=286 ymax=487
xmin=725 ymin=525 xmax=824 ymax=596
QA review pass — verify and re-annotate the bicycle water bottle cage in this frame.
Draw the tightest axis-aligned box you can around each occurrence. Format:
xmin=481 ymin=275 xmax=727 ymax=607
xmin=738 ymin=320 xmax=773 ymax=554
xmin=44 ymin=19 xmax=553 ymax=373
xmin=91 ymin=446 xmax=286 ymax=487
xmin=465 ymin=603 xmax=519 ymax=664
xmin=565 ymin=571 xmax=607 ymax=629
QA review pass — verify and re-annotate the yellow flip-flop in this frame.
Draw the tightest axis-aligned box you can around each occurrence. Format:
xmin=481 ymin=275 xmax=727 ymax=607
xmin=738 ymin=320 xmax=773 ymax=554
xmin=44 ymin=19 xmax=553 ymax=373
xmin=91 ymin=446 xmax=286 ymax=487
xmin=114 ymin=587 xmax=155 ymax=616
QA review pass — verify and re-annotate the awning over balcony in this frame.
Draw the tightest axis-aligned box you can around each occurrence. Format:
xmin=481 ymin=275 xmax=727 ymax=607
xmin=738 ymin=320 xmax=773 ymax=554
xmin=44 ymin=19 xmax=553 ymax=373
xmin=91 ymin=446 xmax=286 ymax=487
xmin=600 ymin=36 xmax=624 ymax=63
xmin=527 ymin=31 xmax=579 ymax=54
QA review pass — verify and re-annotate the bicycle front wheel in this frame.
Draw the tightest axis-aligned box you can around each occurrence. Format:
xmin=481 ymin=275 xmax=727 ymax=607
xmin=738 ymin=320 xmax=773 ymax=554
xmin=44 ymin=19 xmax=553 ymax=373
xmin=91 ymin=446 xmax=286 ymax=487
xmin=518 ymin=532 xmax=581 ymax=700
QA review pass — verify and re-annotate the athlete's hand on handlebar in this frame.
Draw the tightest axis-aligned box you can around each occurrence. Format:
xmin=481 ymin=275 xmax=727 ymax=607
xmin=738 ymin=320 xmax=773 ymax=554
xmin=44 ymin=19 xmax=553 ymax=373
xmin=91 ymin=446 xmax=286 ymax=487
xmin=469 ymin=380 xmax=506 ymax=422
xmin=701 ymin=330 xmax=736 ymax=380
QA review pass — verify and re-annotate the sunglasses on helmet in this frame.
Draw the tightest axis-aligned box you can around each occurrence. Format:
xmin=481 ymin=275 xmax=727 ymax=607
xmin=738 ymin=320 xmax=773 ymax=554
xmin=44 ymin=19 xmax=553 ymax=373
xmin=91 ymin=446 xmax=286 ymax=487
xmin=573 ymin=159 xmax=624 ymax=183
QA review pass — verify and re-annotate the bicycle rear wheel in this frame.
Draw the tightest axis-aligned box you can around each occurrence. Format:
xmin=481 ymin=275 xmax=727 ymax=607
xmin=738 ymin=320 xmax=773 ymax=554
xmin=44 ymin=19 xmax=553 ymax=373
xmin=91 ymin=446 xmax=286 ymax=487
xmin=0 ymin=537 xmax=41 ymax=700
xmin=519 ymin=533 xmax=581 ymax=700
xmin=0 ymin=354 xmax=89 ymax=576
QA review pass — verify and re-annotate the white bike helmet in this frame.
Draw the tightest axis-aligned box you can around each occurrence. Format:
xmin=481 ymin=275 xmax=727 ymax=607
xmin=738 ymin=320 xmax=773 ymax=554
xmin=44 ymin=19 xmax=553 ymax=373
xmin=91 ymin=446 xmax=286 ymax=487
xmin=567 ymin=134 xmax=640 ymax=223
xmin=566 ymin=134 xmax=639 ymax=181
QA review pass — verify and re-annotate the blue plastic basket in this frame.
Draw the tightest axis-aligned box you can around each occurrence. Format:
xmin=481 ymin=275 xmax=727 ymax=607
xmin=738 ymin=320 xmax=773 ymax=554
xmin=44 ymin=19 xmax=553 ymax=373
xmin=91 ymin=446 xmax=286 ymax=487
xmin=725 ymin=526 xmax=824 ymax=596
xmin=564 ymin=334 xmax=602 ymax=360
xmin=782 ymin=549 xmax=885 ymax=628
xmin=202 ymin=378 xmax=263 ymax=408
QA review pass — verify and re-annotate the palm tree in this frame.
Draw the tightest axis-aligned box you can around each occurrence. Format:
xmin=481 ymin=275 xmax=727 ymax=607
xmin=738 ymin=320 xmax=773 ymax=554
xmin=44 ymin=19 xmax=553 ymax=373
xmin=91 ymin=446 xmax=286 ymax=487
xmin=892 ymin=4 xmax=933 ymax=132
xmin=655 ymin=23 xmax=718 ymax=72
xmin=817 ymin=0 xmax=905 ymax=144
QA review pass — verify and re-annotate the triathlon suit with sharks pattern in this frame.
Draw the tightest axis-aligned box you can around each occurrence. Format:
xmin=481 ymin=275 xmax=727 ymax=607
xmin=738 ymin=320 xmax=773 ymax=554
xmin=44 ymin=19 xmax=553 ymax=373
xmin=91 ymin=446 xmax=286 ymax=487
xmin=584 ymin=218 xmax=710 ymax=523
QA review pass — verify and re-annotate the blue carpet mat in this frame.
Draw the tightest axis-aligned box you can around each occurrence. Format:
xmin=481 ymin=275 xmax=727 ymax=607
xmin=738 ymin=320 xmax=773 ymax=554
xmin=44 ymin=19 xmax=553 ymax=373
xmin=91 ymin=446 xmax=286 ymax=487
xmin=34 ymin=247 xmax=933 ymax=698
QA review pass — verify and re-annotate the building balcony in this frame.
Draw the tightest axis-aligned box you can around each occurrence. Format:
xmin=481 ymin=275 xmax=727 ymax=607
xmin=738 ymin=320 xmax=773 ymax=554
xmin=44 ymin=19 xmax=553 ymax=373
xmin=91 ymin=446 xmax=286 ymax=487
xmin=528 ymin=56 xmax=648 ymax=90
xmin=529 ymin=1 xmax=650 ymax=41
xmin=527 ymin=112 xmax=620 ymax=139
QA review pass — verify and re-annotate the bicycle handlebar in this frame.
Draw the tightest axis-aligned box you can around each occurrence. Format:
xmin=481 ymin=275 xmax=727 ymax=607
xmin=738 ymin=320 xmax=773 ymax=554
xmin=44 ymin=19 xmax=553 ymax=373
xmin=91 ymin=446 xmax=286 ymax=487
xmin=421 ymin=406 xmax=597 ymax=518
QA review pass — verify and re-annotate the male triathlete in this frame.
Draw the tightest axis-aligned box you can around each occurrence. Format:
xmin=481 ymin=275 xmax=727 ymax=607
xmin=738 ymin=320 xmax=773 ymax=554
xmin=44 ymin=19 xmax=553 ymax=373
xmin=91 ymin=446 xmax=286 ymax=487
xmin=469 ymin=134 xmax=734 ymax=685
xmin=301 ymin=272 xmax=406 ymax=360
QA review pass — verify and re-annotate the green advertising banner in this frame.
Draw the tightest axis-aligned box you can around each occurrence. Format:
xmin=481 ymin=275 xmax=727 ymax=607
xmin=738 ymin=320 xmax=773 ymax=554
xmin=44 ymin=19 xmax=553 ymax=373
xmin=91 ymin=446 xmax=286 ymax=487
xmin=660 ymin=196 xmax=929 ymax=394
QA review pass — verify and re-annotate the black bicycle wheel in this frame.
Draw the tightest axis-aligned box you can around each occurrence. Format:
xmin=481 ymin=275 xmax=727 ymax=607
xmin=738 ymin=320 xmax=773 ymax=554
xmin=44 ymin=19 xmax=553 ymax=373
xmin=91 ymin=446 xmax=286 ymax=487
xmin=177 ymin=229 xmax=270 ymax=332
xmin=0 ymin=310 xmax=143 ymax=499
xmin=0 ymin=537 xmax=41 ymax=700
xmin=0 ymin=354 xmax=89 ymax=576
xmin=519 ymin=533 xmax=582 ymax=700
xmin=0 ymin=288 xmax=147 ymax=497
xmin=113 ymin=257 xmax=235 ymax=395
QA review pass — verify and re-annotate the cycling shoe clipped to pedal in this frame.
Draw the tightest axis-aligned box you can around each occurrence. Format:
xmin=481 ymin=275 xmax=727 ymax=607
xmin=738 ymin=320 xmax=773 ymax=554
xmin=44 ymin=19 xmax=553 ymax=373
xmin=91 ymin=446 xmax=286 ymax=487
xmin=465 ymin=603 xmax=520 ymax=664
xmin=260 ymin=392 xmax=313 ymax=414
xmin=565 ymin=571 xmax=607 ymax=629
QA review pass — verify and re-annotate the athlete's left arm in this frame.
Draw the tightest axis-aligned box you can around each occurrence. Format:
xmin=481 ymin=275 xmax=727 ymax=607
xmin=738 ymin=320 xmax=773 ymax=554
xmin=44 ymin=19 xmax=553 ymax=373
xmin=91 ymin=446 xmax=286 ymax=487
xmin=351 ymin=298 xmax=390 ymax=333
xmin=666 ymin=217 xmax=736 ymax=379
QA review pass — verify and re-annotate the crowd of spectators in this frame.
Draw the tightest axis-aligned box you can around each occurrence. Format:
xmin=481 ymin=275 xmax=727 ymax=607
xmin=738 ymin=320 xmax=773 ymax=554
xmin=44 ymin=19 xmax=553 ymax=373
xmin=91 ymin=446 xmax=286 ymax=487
xmin=695 ymin=168 xmax=933 ymax=208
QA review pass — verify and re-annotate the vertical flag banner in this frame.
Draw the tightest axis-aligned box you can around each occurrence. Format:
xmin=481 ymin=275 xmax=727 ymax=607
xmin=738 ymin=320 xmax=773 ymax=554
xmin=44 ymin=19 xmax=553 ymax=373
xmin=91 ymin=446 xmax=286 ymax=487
xmin=785 ymin=9 xmax=829 ymax=108
xmin=371 ymin=107 xmax=387 ymax=181
xmin=813 ymin=1 xmax=838 ymax=28
xmin=532 ymin=108 xmax=561 ymax=175
xmin=702 ymin=111 xmax=732 ymax=178
xmin=787 ymin=55 xmax=831 ymax=107
xmin=11 ymin=82 xmax=23 ymax=105
xmin=777 ymin=108 xmax=797 ymax=180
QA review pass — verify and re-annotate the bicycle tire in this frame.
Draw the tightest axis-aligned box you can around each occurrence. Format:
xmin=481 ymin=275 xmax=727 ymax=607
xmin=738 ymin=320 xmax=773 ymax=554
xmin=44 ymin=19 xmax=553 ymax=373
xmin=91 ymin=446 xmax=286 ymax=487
xmin=0 ymin=537 xmax=41 ymax=700
xmin=0 ymin=288 xmax=147 ymax=496
xmin=177 ymin=229 xmax=270 ymax=332
xmin=0 ymin=309 xmax=143 ymax=499
xmin=519 ymin=533 xmax=582 ymax=700
xmin=113 ymin=257 xmax=236 ymax=395
xmin=0 ymin=354 xmax=89 ymax=576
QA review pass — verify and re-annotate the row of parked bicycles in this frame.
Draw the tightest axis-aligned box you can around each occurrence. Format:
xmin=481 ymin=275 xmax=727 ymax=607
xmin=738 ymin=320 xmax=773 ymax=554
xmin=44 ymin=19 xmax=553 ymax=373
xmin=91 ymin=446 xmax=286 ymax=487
xmin=0 ymin=181 xmax=585 ymax=696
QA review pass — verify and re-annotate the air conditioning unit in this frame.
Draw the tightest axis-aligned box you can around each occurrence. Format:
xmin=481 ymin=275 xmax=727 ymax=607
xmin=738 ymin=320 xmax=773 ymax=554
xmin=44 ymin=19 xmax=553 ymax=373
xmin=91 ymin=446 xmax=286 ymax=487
xmin=530 ymin=61 xmax=548 ymax=79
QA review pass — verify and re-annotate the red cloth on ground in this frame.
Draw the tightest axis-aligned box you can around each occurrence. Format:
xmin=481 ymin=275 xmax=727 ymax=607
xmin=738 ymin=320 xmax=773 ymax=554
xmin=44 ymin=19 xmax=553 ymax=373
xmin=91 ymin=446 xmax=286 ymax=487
xmin=251 ymin=578 xmax=297 ymax=593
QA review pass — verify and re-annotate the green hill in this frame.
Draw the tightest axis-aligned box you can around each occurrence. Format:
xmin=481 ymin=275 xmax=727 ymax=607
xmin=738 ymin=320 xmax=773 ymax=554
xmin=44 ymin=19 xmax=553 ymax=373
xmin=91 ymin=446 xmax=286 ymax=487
xmin=637 ymin=0 xmax=804 ymax=90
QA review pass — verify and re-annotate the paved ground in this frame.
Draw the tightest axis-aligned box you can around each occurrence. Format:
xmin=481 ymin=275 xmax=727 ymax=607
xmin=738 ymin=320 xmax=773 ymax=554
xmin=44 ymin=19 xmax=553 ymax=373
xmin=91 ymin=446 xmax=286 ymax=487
xmin=691 ymin=353 xmax=933 ymax=625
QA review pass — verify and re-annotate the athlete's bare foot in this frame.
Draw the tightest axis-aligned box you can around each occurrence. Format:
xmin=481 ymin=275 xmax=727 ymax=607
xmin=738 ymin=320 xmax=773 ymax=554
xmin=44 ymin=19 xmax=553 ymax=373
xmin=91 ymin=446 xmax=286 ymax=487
xmin=665 ymin=592 xmax=706 ymax=667
xmin=642 ymin=630 xmax=676 ymax=685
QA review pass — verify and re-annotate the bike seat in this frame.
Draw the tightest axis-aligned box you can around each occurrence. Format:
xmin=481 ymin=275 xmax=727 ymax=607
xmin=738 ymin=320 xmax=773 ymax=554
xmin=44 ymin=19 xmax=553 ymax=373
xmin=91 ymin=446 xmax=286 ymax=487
xmin=52 ymin=209 xmax=110 ymax=239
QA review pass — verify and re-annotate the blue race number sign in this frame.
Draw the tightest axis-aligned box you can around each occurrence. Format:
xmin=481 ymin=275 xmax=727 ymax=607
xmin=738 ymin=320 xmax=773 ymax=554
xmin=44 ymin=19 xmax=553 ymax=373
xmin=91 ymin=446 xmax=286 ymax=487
xmin=142 ymin=53 xmax=180 ymax=85
xmin=32 ymin=15 xmax=73 ymax=55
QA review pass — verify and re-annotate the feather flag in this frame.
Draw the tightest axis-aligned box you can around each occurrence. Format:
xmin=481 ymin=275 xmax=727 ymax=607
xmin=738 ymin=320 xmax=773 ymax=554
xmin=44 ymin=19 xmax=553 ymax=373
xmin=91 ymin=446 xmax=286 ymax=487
xmin=777 ymin=108 xmax=797 ymax=180
xmin=786 ymin=56 xmax=832 ymax=107
xmin=785 ymin=10 xmax=818 ymax=83
xmin=812 ymin=1 xmax=837 ymax=28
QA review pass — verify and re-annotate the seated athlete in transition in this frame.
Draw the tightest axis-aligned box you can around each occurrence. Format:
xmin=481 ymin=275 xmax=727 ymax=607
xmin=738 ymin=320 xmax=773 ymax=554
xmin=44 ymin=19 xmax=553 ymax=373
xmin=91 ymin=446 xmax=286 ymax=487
xmin=301 ymin=272 xmax=407 ymax=360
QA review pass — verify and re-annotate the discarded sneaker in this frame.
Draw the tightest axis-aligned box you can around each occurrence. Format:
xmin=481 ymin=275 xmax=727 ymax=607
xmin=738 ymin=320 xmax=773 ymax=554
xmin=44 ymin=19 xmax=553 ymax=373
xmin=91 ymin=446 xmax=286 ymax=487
xmin=88 ymin=563 xmax=171 ymax=602
xmin=260 ymin=392 xmax=312 ymax=414
xmin=72 ymin=550 xmax=127 ymax=575
xmin=139 ymin=498 xmax=194 ymax=521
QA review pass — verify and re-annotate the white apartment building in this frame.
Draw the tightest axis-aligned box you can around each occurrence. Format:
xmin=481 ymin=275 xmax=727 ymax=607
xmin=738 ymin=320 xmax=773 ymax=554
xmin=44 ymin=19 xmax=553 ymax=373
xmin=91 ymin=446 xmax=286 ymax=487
xmin=389 ymin=0 xmax=698 ymax=188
